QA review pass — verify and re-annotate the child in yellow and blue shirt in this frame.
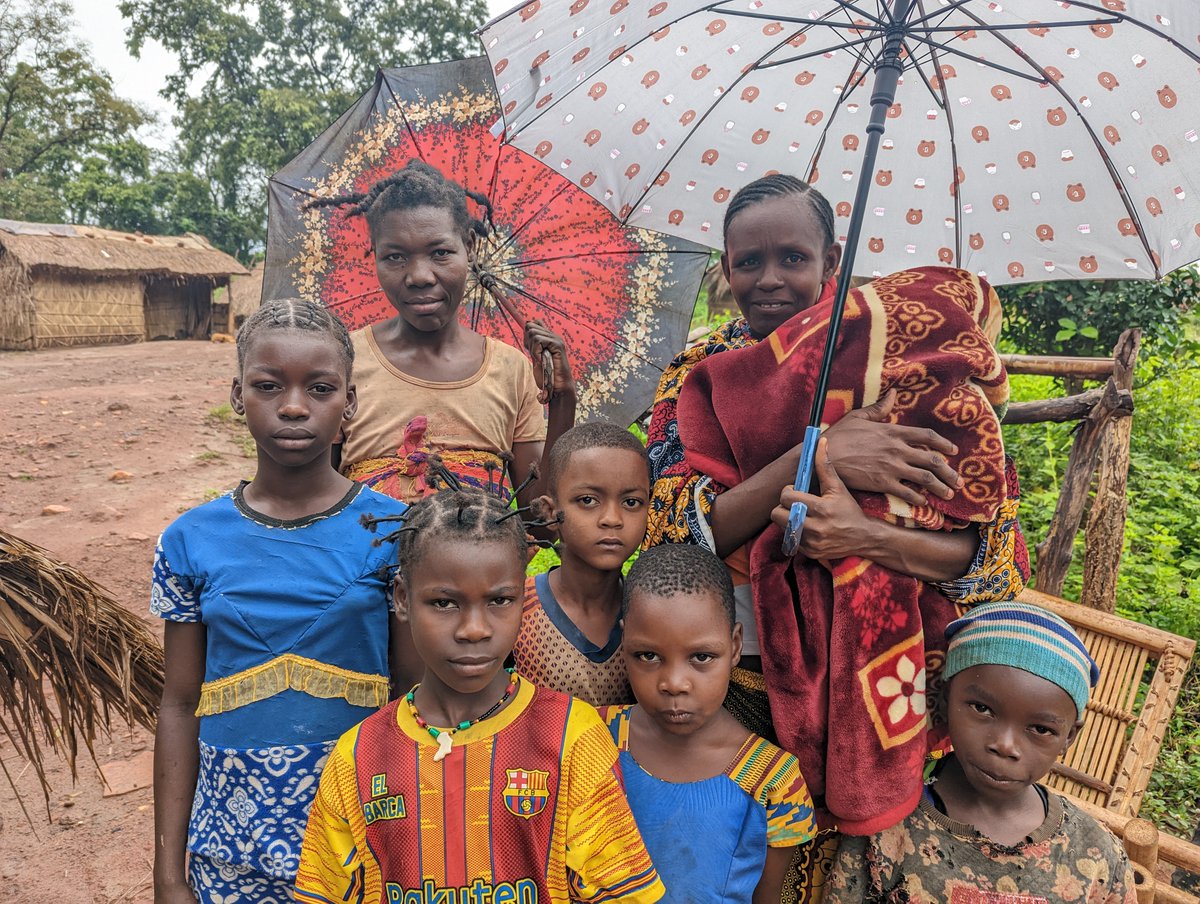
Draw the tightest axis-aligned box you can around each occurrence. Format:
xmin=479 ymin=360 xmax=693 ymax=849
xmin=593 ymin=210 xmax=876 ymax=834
xmin=602 ymin=543 xmax=817 ymax=904
xmin=296 ymin=489 xmax=663 ymax=904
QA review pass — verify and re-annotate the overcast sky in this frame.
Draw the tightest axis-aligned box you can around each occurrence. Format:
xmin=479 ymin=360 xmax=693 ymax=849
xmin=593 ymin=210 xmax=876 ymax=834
xmin=71 ymin=0 xmax=515 ymax=151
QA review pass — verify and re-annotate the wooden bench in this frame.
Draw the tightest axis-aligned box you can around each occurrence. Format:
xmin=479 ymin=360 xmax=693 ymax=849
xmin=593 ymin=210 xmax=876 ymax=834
xmin=1019 ymin=588 xmax=1199 ymax=904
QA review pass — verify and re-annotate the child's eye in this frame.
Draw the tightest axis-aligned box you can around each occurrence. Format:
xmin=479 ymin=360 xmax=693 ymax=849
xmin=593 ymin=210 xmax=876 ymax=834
xmin=633 ymin=651 xmax=661 ymax=663
xmin=1029 ymin=724 xmax=1057 ymax=737
xmin=622 ymin=497 xmax=646 ymax=509
xmin=429 ymin=598 xmax=458 ymax=610
xmin=691 ymin=652 xmax=716 ymax=663
xmin=734 ymin=256 xmax=758 ymax=269
xmin=489 ymin=596 xmax=516 ymax=607
xmin=576 ymin=495 xmax=597 ymax=506
xmin=968 ymin=702 xmax=992 ymax=715
xmin=310 ymin=384 xmax=336 ymax=395
xmin=252 ymin=381 xmax=279 ymax=392
xmin=784 ymin=253 xmax=806 ymax=264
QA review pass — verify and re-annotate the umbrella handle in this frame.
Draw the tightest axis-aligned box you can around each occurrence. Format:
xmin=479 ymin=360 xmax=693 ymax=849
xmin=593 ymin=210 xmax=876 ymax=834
xmin=781 ymin=425 xmax=822 ymax=557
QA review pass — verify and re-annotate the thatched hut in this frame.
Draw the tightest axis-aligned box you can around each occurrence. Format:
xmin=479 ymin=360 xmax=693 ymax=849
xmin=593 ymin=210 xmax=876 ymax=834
xmin=0 ymin=219 xmax=248 ymax=350
xmin=213 ymin=259 xmax=265 ymax=335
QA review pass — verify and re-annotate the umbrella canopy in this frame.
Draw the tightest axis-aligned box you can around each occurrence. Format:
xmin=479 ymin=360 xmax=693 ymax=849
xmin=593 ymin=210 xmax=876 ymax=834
xmin=266 ymin=57 xmax=709 ymax=427
xmin=481 ymin=1 xmax=1200 ymax=282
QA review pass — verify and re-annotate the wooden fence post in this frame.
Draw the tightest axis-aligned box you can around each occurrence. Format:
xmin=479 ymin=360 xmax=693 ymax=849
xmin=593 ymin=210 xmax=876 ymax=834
xmin=1033 ymin=366 xmax=1135 ymax=596
xmin=1081 ymin=329 xmax=1142 ymax=612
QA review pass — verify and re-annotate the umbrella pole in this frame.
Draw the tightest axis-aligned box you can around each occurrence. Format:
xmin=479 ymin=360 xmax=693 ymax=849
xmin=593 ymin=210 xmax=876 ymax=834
xmin=783 ymin=0 xmax=913 ymax=556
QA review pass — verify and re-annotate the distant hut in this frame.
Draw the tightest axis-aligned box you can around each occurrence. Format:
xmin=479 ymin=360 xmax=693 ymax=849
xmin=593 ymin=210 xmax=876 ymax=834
xmin=0 ymin=219 xmax=248 ymax=350
xmin=214 ymin=259 xmax=265 ymax=335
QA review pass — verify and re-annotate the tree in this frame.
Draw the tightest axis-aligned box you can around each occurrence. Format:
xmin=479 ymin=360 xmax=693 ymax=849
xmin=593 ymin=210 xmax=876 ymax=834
xmin=997 ymin=270 xmax=1200 ymax=359
xmin=0 ymin=0 xmax=147 ymax=222
xmin=119 ymin=0 xmax=489 ymax=259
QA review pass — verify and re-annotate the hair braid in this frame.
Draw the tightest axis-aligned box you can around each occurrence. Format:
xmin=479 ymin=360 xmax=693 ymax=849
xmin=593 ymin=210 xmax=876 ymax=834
xmin=396 ymin=489 xmax=528 ymax=577
xmin=722 ymin=174 xmax=835 ymax=250
xmin=235 ymin=298 xmax=354 ymax=376
xmin=308 ymin=159 xmax=491 ymax=245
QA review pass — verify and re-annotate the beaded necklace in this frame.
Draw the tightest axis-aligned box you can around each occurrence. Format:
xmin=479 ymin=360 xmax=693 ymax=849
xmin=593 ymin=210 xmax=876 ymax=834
xmin=406 ymin=668 xmax=519 ymax=762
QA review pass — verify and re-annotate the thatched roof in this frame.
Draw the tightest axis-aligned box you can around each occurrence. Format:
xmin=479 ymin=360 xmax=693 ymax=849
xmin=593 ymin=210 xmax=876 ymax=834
xmin=0 ymin=219 xmax=248 ymax=279
xmin=228 ymin=259 xmax=264 ymax=317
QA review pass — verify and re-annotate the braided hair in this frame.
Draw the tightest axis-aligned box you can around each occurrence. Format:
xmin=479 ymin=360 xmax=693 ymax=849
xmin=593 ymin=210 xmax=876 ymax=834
xmin=391 ymin=489 xmax=530 ymax=577
xmin=722 ymin=174 xmax=835 ymax=250
xmin=308 ymin=159 xmax=493 ymax=246
xmin=236 ymin=297 xmax=354 ymax=377
xmin=623 ymin=543 xmax=736 ymax=628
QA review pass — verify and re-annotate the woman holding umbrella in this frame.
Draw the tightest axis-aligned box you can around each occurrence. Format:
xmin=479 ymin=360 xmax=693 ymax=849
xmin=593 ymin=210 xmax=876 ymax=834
xmin=316 ymin=160 xmax=577 ymax=507
xmin=644 ymin=174 xmax=1026 ymax=898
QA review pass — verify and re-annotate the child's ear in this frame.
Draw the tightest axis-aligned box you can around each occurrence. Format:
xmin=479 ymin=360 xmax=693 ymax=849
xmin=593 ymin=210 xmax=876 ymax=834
xmin=392 ymin=573 xmax=410 ymax=622
xmin=730 ymin=621 xmax=743 ymax=667
xmin=344 ymin=383 xmax=358 ymax=420
xmin=533 ymin=494 xmax=561 ymax=533
xmin=230 ymin=377 xmax=245 ymax=415
xmin=1063 ymin=718 xmax=1084 ymax=753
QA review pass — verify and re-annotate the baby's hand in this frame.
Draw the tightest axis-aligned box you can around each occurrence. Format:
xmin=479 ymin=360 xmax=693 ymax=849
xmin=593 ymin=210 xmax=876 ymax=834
xmin=524 ymin=320 xmax=575 ymax=404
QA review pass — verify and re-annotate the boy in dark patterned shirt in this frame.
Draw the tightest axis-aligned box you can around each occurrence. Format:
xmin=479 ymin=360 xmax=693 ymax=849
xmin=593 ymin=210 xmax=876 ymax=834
xmin=827 ymin=601 xmax=1136 ymax=904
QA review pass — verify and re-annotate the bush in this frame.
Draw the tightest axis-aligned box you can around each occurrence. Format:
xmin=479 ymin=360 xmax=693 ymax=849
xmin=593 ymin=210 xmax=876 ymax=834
xmin=1001 ymin=309 xmax=1200 ymax=833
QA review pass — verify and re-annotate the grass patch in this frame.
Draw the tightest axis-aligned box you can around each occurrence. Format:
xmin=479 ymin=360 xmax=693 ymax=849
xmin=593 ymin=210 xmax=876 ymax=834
xmin=195 ymin=450 xmax=223 ymax=462
xmin=206 ymin=403 xmax=236 ymax=424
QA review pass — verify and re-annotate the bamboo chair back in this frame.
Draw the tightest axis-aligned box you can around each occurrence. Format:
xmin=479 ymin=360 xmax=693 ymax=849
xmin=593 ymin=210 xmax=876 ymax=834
xmin=1018 ymin=588 xmax=1196 ymax=817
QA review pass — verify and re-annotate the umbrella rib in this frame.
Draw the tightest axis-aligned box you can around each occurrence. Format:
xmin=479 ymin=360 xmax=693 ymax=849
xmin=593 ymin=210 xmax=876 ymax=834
xmin=379 ymin=71 xmax=431 ymax=168
xmin=806 ymin=38 xmax=880 ymax=194
xmin=950 ymin=4 xmax=1161 ymax=276
xmin=907 ymin=3 xmax=963 ymax=268
xmin=498 ymin=0 xmax=734 ymax=140
xmin=623 ymin=8 xmax=880 ymax=220
xmin=489 ymin=274 xmax=665 ymax=369
xmin=918 ymin=18 xmax=1118 ymax=34
xmin=713 ymin=8 xmax=886 ymax=32
xmin=1027 ymin=1 xmax=1200 ymax=65
xmin=899 ymin=32 xmax=1047 ymax=83
xmin=494 ymin=179 xmax=578 ymax=253
xmin=491 ymin=249 xmax=702 ymax=271
xmin=758 ymin=33 xmax=885 ymax=71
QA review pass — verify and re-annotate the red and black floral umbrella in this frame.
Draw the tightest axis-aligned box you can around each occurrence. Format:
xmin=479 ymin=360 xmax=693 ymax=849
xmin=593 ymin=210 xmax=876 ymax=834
xmin=265 ymin=57 xmax=708 ymax=427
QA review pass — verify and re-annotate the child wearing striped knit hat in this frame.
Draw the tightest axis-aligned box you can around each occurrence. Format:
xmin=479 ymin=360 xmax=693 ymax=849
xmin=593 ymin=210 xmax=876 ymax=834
xmin=827 ymin=601 xmax=1137 ymax=904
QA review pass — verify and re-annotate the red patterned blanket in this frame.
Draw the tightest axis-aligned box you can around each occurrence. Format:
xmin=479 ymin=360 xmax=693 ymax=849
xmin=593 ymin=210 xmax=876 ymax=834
xmin=678 ymin=267 xmax=1010 ymax=834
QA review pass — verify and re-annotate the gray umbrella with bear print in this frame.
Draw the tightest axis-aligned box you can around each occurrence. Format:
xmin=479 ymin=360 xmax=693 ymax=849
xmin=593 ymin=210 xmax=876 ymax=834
xmin=480 ymin=0 xmax=1200 ymax=541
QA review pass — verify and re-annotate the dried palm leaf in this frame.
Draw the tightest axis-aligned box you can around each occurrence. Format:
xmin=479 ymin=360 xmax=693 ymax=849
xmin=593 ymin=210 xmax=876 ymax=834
xmin=0 ymin=528 xmax=164 ymax=814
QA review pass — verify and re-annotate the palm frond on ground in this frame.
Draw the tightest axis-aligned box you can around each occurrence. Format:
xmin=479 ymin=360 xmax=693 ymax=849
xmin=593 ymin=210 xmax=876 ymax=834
xmin=0 ymin=528 xmax=163 ymax=817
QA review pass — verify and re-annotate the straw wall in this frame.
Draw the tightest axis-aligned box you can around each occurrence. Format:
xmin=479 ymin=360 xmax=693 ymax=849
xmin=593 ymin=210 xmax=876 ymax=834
xmin=31 ymin=273 xmax=143 ymax=348
xmin=0 ymin=259 xmax=35 ymax=350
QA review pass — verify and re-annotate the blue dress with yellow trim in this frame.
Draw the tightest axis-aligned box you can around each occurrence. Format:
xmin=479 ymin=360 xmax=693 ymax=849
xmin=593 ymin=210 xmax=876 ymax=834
xmin=151 ymin=481 xmax=406 ymax=904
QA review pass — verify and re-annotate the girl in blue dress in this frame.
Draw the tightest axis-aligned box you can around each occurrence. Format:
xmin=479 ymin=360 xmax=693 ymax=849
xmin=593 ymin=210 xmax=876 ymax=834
xmin=151 ymin=299 xmax=409 ymax=904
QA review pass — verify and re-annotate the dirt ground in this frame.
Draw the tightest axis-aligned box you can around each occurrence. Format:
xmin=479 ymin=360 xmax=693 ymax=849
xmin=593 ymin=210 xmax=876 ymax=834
xmin=0 ymin=339 xmax=252 ymax=903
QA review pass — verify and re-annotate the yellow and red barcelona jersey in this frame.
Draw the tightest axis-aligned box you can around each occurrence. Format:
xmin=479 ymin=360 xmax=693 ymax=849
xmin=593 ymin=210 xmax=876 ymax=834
xmin=296 ymin=679 xmax=663 ymax=904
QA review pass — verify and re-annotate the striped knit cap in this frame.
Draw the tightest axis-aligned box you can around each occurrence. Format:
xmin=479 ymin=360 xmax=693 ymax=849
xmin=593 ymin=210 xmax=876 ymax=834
xmin=943 ymin=601 xmax=1099 ymax=717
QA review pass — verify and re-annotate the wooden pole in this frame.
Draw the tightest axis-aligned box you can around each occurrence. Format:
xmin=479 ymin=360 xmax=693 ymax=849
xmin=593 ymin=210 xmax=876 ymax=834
xmin=1081 ymin=329 xmax=1142 ymax=612
xmin=1000 ymin=353 xmax=1115 ymax=379
xmin=1003 ymin=388 xmax=1132 ymax=425
xmin=1033 ymin=377 xmax=1133 ymax=595
xmin=1125 ymin=818 xmax=1161 ymax=904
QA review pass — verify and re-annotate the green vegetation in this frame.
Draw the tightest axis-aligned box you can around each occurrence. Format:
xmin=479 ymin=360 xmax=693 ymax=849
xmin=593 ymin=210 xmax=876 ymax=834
xmin=205 ymin=403 xmax=236 ymax=424
xmin=1002 ymin=299 xmax=1200 ymax=834
xmin=0 ymin=0 xmax=487 ymax=259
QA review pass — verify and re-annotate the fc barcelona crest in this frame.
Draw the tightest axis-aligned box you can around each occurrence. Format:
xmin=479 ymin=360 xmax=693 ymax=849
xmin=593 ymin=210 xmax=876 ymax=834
xmin=504 ymin=768 xmax=549 ymax=819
